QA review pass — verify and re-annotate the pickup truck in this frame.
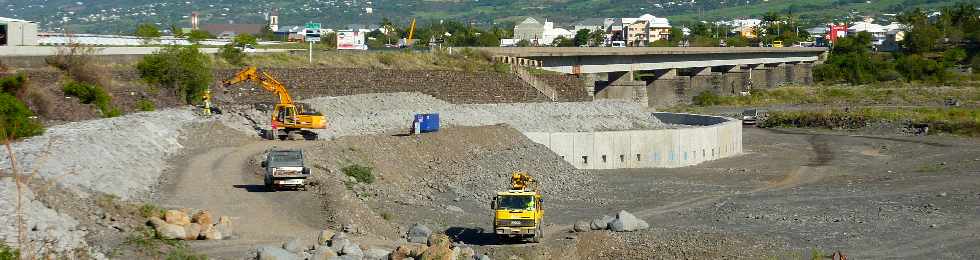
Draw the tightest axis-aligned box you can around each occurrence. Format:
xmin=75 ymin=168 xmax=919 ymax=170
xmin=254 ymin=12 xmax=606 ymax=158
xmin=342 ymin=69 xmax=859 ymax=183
xmin=261 ymin=149 xmax=311 ymax=191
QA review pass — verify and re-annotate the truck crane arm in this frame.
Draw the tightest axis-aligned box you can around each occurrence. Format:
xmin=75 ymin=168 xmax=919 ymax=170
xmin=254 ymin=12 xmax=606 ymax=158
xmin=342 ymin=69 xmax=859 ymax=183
xmin=510 ymin=172 xmax=538 ymax=191
xmin=222 ymin=66 xmax=294 ymax=105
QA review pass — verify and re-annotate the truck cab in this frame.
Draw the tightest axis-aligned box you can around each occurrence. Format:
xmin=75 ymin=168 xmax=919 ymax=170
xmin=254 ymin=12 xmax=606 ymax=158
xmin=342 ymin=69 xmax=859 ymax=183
xmin=491 ymin=190 xmax=544 ymax=242
xmin=260 ymin=149 xmax=311 ymax=191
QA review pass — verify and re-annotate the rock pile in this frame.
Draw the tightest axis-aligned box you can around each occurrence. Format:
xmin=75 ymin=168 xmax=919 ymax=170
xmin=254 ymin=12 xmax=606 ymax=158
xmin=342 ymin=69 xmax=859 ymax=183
xmin=147 ymin=209 xmax=232 ymax=240
xmin=576 ymin=210 xmax=650 ymax=232
xmin=259 ymin=226 xmax=489 ymax=260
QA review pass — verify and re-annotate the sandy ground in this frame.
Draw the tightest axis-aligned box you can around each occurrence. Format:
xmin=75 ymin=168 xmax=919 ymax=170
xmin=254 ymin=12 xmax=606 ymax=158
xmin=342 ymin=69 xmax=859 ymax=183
xmin=156 ymin=123 xmax=980 ymax=259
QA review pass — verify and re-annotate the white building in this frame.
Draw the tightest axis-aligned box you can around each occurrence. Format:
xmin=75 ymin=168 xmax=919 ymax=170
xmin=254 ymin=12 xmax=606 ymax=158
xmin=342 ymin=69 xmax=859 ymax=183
xmin=541 ymin=21 xmax=574 ymax=45
xmin=0 ymin=17 xmax=39 ymax=46
xmin=848 ymin=20 xmax=901 ymax=46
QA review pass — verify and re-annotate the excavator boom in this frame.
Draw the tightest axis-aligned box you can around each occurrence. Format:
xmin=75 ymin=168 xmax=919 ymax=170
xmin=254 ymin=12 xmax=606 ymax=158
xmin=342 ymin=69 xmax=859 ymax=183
xmin=223 ymin=66 xmax=294 ymax=105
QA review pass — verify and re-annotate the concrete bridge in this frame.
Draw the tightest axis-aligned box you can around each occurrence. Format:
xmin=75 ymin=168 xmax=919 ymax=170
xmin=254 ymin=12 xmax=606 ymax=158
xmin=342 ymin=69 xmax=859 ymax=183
xmin=480 ymin=47 xmax=828 ymax=107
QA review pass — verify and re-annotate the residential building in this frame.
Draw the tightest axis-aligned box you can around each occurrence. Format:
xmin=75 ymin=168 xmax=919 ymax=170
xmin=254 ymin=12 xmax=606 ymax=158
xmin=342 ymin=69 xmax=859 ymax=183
xmin=848 ymin=20 xmax=903 ymax=48
xmin=735 ymin=25 xmax=757 ymax=39
xmin=648 ymin=16 xmax=671 ymax=42
xmin=625 ymin=20 xmax=649 ymax=46
xmin=572 ymin=18 xmax=605 ymax=33
xmin=514 ymin=17 xmax=545 ymax=44
xmin=542 ymin=21 xmax=575 ymax=45
xmin=0 ymin=17 xmax=39 ymax=46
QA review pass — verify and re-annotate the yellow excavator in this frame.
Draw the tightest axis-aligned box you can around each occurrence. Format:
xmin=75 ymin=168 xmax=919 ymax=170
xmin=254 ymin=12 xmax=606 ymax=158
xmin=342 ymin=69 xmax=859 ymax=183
xmin=491 ymin=172 xmax=544 ymax=243
xmin=222 ymin=66 xmax=327 ymax=140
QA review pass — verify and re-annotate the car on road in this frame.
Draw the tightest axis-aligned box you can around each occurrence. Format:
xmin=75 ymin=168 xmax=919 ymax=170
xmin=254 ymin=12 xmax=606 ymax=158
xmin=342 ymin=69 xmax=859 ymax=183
xmin=239 ymin=44 xmax=257 ymax=53
xmin=741 ymin=109 xmax=768 ymax=125
xmin=261 ymin=148 xmax=311 ymax=191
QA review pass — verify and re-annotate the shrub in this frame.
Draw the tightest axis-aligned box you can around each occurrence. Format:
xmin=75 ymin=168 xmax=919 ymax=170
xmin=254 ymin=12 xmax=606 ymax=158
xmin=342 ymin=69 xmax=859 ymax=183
xmin=692 ymin=91 xmax=721 ymax=106
xmin=137 ymin=45 xmax=213 ymax=104
xmin=342 ymin=164 xmax=375 ymax=184
xmin=139 ymin=204 xmax=166 ymax=218
xmin=136 ymin=99 xmax=156 ymax=112
xmin=0 ymin=93 xmax=44 ymax=139
xmin=45 ymin=43 xmax=110 ymax=87
xmin=493 ymin=63 xmax=511 ymax=73
xmin=378 ymin=53 xmax=396 ymax=66
xmin=63 ymin=82 xmax=120 ymax=118
xmin=218 ymin=44 xmax=245 ymax=65
xmin=0 ymin=241 xmax=18 ymax=260
xmin=0 ymin=73 xmax=26 ymax=94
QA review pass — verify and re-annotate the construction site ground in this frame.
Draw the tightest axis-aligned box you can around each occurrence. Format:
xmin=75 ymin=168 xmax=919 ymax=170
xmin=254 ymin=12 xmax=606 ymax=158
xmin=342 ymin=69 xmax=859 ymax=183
xmin=154 ymin=118 xmax=980 ymax=259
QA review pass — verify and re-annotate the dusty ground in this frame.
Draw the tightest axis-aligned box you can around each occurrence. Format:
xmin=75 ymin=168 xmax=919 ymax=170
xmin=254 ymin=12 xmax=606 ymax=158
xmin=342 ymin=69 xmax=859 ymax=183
xmin=155 ymin=121 xmax=980 ymax=259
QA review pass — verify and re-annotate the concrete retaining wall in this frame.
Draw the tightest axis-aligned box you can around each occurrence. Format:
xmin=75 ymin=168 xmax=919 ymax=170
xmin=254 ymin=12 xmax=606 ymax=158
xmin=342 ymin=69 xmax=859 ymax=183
xmin=523 ymin=112 xmax=741 ymax=169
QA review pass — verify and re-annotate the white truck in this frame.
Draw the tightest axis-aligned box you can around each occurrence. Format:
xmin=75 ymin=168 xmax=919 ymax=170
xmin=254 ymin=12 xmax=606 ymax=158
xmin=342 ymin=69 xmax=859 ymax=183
xmin=260 ymin=149 xmax=311 ymax=191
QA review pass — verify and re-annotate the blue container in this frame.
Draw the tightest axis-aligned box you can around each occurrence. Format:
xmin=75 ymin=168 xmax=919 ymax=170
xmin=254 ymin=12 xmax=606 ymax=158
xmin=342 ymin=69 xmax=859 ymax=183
xmin=414 ymin=113 xmax=440 ymax=133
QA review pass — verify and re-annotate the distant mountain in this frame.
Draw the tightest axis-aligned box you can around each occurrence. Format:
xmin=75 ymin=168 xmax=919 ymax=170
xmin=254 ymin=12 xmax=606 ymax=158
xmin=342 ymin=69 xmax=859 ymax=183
xmin=0 ymin=0 xmax=958 ymax=34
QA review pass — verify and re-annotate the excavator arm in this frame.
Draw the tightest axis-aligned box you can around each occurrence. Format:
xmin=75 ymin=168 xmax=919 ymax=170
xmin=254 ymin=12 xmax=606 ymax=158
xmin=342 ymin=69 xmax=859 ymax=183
xmin=222 ymin=66 xmax=294 ymax=105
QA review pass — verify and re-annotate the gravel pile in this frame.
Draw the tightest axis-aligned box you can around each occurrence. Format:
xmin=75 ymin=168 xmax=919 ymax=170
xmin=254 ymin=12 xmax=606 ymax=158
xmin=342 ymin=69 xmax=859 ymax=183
xmin=304 ymin=92 xmax=667 ymax=139
xmin=0 ymin=179 xmax=91 ymax=255
xmin=0 ymin=108 xmax=202 ymax=200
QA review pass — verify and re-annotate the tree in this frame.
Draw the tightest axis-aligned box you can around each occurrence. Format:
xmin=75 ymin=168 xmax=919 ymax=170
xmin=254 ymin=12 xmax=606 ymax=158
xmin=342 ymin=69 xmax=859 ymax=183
xmin=169 ymin=24 xmax=183 ymax=37
xmin=257 ymin=25 xmax=276 ymax=41
xmin=232 ymin=34 xmax=258 ymax=47
xmin=186 ymin=30 xmax=213 ymax=43
xmin=321 ymin=32 xmax=337 ymax=49
xmin=588 ymin=30 xmax=605 ymax=46
xmin=136 ymin=45 xmax=213 ymax=104
xmin=573 ymin=29 xmax=591 ymax=47
xmin=135 ymin=23 xmax=161 ymax=44
xmin=219 ymin=44 xmax=245 ymax=65
xmin=552 ymin=36 xmax=574 ymax=47
xmin=475 ymin=32 xmax=500 ymax=47
xmin=516 ymin=39 xmax=531 ymax=47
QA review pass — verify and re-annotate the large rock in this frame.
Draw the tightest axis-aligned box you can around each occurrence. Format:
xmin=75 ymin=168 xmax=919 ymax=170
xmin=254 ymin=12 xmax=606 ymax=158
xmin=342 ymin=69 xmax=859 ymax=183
xmin=363 ymin=247 xmax=390 ymax=260
xmin=407 ymin=223 xmax=432 ymax=244
xmin=340 ymin=243 xmax=364 ymax=257
xmin=590 ymin=215 xmax=614 ymax=230
xmin=164 ymin=210 xmax=191 ymax=226
xmin=184 ymin=223 xmax=203 ymax=240
xmin=420 ymin=234 xmax=453 ymax=260
xmin=476 ymin=255 xmax=491 ymax=260
xmin=258 ymin=245 xmax=301 ymax=260
xmin=311 ymin=247 xmax=338 ymax=260
xmin=283 ymin=238 xmax=304 ymax=253
xmin=573 ymin=220 xmax=590 ymax=232
xmin=216 ymin=216 xmax=233 ymax=237
xmin=201 ymin=225 xmax=223 ymax=240
xmin=330 ymin=238 xmax=351 ymax=253
xmin=192 ymin=210 xmax=214 ymax=225
xmin=609 ymin=210 xmax=649 ymax=232
xmin=149 ymin=217 xmax=185 ymax=240
xmin=318 ymin=229 xmax=337 ymax=245
xmin=391 ymin=244 xmax=427 ymax=260
xmin=455 ymin=247 xmax=476 ymax=259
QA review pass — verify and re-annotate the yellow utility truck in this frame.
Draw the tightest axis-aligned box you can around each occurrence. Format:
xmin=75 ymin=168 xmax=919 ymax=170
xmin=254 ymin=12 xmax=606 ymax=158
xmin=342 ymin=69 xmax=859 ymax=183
xmin=491 ymin=172 xmax=544 ymax=243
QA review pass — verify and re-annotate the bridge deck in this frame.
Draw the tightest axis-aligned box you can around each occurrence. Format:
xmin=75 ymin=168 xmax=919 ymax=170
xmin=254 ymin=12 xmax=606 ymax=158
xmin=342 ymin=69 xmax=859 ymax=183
xmin=476 ymin=47 xmax=827 ymax=57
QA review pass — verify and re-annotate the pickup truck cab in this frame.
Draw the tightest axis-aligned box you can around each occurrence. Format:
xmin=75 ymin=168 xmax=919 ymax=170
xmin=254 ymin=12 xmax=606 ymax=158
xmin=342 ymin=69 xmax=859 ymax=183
xmin=261 ymin=149 xmax=311 ymax=191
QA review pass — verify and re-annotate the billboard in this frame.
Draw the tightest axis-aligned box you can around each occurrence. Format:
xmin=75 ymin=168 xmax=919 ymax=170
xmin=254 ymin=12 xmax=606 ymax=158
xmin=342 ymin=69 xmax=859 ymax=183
xmin=828 ymin=25 xmax=847 ymax=43
xmin=337 ymin=30 xmax=367 ymax=50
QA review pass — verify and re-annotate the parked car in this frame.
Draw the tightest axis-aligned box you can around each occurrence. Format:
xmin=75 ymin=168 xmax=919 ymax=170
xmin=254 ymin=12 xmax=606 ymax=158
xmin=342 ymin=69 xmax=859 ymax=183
xmin=741 ymin=109 xmax=768 ymax=125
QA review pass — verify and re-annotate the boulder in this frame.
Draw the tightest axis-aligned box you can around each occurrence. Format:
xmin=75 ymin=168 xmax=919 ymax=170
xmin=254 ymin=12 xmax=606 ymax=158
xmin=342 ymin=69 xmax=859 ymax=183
xmin=331 ymin=232 xmax=349 ymax=244
xmin=407 ymin=223 xmax=432 ymax=244
xmin=184 ymin=223 xmax=203 ymax=240
xmin=311 ymin=247 xmax=338 ymax=260
xmin=573 ymin=221 xmax=590 ymax=232
xmin=590 ymin=215 xmax=614 ymax=230
xmin=150 ymin=217 xmax=186 ymax=240
xmin=201 ymin=225 xmax=223 ymax=240
xmin=283 ymin=238 xmax=304 ymax=253
xmin=330 ymin=238 xmax=350 ymax=253
xmin=391 ymin=244 xmax=427 ymax=260
xmin=318 ymin=229 xmax=337 ymax=245
xmin=340 ymin=243 xmax=364 ymax=256
xmin=363 ymin=247 xmax=390 ymax=260
xmin=216 ymin=216 xmax=233 ymax=237
xmin=609 ymin=210 xmax=649 ymax=232
xmin=455 ymin=247 xmax=476 ymax=259
xmin=192 ymin=210 xmax=214 ymax=225
xmin=258 ymin=245 xmax=301 ymax=260
xmin=420 ymin=234 xmax=453 ymax=260
xmin=476 ymin=255 xmax=491 ymax=260
xmin=164 ymin=210 xmax=191 ymax=226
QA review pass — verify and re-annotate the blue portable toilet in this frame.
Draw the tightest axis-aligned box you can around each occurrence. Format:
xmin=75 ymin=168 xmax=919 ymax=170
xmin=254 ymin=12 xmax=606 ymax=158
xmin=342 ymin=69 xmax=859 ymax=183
xmin=413 ymin=113 xmax=440 ymax=133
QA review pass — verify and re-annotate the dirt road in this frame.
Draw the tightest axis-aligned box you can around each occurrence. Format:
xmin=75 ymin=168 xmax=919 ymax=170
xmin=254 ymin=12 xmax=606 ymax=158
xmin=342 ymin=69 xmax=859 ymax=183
xmin=159 ymin=140 xmax=325 ymax=257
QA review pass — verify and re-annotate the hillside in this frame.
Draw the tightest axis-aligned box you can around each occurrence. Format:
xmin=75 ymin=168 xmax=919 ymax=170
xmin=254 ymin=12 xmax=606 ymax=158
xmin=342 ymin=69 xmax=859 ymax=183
xmin=0 ymin=0 xmax=962 ymax=34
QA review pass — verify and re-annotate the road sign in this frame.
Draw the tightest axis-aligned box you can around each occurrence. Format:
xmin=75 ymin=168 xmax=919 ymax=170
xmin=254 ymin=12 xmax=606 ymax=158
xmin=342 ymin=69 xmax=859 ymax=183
xmin=305 ymin=22 xmax=321 ymax=31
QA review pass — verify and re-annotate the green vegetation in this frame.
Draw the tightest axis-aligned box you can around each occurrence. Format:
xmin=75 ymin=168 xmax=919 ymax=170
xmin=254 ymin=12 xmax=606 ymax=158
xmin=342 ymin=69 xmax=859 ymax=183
xmin=136 ymin=99 xmax=156 ymax=112
xmin=62 ymin=82 xmax=121 ymax=118
xmin=137 ymin=45 xmax=213 ymax=104
xmin=342 ymin=164 xmax=375 ymax=184
xmin=0 ymin=242 xmax=18 ymax=260
xmin=138 ymin=204 xmax=166 ymax=218
xmin=817 ymin=3 xmax=980 ymax=85
xmin=0 ymin=73 xmax=44 ymax=139
xmin=760 ymin=107 xmax=980 ymax=136
xmin=185 ymin=30 xmax=213 ymax=43
xmin=218 ymin=44 xmax=246 ymax=66
xmin=135 ymin=23 xmax=162 ymax=40
xmin=687 ymin=85 xmax=980 ymax=107
xmin=123 ymin=226 xmax=205 ymax=260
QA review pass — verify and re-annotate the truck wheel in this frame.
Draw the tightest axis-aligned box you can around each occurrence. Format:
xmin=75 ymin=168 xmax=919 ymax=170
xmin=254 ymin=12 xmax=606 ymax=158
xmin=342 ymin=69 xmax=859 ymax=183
xmin=531 ymin=228 xmax=542 ymax=243
xmin=264 ymin=176 xmax=275 ymax=192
